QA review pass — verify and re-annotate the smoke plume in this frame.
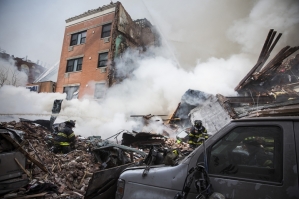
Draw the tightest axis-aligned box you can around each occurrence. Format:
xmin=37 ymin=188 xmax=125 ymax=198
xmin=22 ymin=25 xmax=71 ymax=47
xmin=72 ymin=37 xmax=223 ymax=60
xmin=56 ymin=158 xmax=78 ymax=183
xmin=0 ymin=58 xmax=28 ymax=87
xmin=0 ymin=0 xmax=298 ymax=139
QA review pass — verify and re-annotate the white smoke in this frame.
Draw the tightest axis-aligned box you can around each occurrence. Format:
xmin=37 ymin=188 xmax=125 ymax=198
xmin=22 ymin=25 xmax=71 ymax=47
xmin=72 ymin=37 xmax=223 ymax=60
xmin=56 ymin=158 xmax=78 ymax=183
xmin=0 ymin=46 xmax=252 ymax=138
xmin=144 ymin=0 xmax=299 ymax=68
xmin=0 ymin=0 xmax=298 ymax=139
xmin=0 ymin=85 xmax=65 ymax=114
xmin=227 ymin=0 xmax=299 ymax=54
xmin=0 ymin=58 xmax=28 ymax=87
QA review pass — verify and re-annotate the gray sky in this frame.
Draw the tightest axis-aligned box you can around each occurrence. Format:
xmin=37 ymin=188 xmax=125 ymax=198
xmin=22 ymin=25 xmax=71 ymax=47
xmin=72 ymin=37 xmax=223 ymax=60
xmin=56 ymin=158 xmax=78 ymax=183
xmin=0 ymin=0 xmax=298 ymax=69
xmin=0 ymin=0 xmax=150 ymax=67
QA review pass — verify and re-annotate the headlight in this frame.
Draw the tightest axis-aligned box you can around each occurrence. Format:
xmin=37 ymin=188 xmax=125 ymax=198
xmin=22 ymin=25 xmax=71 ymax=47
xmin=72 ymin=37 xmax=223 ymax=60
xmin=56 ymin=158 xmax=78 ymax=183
xmin=115 ymin=179 xmax=125 ymax=199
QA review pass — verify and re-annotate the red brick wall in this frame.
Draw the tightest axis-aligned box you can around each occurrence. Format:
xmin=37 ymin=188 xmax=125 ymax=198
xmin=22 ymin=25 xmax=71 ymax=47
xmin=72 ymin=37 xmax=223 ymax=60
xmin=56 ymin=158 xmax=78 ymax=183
xmin=56 ymin=12 xmax=115 ymax=99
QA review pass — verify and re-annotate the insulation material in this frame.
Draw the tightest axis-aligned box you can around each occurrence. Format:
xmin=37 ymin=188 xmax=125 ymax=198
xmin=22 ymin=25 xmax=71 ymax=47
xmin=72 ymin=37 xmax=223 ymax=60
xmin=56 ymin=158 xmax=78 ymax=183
xmin=189 ymin=95 xmax=231 ymax=135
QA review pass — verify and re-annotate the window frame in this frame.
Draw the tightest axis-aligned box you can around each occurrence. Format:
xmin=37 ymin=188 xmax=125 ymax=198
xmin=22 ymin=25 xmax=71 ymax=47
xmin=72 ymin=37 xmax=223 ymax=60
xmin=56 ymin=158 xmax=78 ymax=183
xmin=70 ymin=31 xmax=87 ymax=46
xmin=66 ymin=57 xmax=83 ymax=72
xmin=63 ymin=85 xmax=79 ymax=100
xmin=98 ymin=52 xmax=108 ymax=68
xmin=101 ymin=23 xmax=112 ymax=38
xmin=94 ymin=82 xmax=106 ymax=99
xmin=207 ymin=125 xmax=283 ymax=184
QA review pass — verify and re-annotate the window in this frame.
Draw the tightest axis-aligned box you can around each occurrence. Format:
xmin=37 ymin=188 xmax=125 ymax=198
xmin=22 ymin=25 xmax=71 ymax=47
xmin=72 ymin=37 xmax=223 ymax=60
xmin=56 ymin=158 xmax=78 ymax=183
xmin=101 ymin=24 xmax=111 ymax=38
xmin=209 ymin=126 xmax=283 ymax=183
xmin=70 ymin=31 xmax=87 ymax=46
xmin=66 ymin=58 xmax=83 ymax=72
xmin=94 ymin=83 xmax=106 ymax=99
xmin=98 ymin=53 xmax=108 ymax=67
xmin=63 ymin=86 xmax=79 ymax=100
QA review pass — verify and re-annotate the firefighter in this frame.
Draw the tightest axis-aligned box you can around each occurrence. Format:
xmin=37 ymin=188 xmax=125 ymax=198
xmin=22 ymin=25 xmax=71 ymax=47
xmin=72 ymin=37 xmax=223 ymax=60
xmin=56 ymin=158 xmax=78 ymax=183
xmin=242 ymin=137 xmax=273 ymax=167
xmin=188 ymin=120 xmax=208 ymax=149
xmin=53 ymin=120 xmax=76 ymax=154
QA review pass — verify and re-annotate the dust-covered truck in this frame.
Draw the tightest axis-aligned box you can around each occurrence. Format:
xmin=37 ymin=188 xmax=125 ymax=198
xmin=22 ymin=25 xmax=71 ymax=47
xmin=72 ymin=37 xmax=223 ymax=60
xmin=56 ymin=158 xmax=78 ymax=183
xmin=116 ymin=116 xmax=299 ymax=199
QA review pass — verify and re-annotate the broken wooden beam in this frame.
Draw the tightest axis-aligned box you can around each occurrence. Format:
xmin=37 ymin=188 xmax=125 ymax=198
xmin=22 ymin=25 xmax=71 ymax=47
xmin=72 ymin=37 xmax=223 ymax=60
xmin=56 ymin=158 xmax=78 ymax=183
xmin=13 ymin=192 xmax=48 ymax=199
xmin=256 ymin=46 xmax=299 ymax=80
xmin=15 ymin=158 xmax=31 ymax=179
xmin=235 ymin=29 xmax=283 ymax=91
xmin=167 ymin=102 xmax=181 ymax=124
xmin=257 ymin=29 xmax=274 ymax=64
xmin=216 ymin=94 xmax=238 ymax=119
xmin=28 ymin=140 xmax=53 ymax=175
xmin=248 ymin=104 xmax=299 ymax=117
xmin=255 ymin=33 xmax=282 ymax=72
xmin=234 ymin=60 xmax=263 ymax=91
xmin=225 ymin=96 xmax=274 ymax=104
xmin=2 ymin=133 xmax=48 ymax=173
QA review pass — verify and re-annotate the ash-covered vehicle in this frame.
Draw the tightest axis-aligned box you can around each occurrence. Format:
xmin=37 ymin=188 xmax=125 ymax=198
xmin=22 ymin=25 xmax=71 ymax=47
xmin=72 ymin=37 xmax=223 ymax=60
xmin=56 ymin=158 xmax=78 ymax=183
xmin=115 ymin=116 xmax=299 ymax=199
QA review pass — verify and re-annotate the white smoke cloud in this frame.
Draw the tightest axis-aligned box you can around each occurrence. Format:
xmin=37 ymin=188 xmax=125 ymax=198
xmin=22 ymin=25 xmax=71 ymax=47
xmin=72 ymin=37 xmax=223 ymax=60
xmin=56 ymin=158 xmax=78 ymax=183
xmin=0 ymin=45 xmax=250 ymax=138
xmin=0 ymin=0 xmax=298 ymax=139
xmin=0 ymin=85 xmax=65 ymax=114
xmin=227 ymin=0 xmax=299 ymax=55
xmin=144 ymin=0 xmax=299 ymax=69
xmin=0 ymin=58 xmax=28 ymax=87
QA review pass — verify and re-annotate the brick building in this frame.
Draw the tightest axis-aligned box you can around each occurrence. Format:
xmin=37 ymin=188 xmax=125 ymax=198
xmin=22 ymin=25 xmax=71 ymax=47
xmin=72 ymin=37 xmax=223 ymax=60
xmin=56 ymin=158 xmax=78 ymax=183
xmin=56 ymin=1 xmax=159 ymax=100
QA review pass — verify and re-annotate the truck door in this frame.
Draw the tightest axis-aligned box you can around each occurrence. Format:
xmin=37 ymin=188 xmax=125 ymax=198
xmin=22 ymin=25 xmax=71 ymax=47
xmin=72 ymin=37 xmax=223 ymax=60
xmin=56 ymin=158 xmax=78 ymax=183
xmin=206 ymin=121 xmax=299 ymax=199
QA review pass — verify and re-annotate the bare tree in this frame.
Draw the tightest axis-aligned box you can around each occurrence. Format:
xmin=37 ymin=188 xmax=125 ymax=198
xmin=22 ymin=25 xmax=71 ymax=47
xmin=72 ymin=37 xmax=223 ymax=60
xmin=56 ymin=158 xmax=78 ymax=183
xmin=10 ymin=69 xmax=18 ymax=86
xmin=0 ymin=59 xmax=28 ymax=87
xmin=0 ymin=67 xmax=9 ymax=87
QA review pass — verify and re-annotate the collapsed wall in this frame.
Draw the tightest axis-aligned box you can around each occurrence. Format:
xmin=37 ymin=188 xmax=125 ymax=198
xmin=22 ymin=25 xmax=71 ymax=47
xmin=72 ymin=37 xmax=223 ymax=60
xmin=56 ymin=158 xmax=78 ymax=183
xmin=189 ymin=95 xmax=231 ymax=135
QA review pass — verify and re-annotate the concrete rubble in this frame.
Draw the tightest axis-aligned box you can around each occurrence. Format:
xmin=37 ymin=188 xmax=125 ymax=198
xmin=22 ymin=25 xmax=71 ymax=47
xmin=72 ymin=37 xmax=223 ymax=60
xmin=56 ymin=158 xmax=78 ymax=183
xmin=0 ymin=120 xmax=188 ymax=199
xmin=1 ymin=121 xmax=98 ymax=198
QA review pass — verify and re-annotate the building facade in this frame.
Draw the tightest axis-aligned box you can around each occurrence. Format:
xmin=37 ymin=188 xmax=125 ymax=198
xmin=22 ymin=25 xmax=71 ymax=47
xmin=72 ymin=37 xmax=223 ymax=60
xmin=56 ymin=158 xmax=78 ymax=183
xmin=26 ymin=81 xmax=56 ymax=93
xmin=56 ymin=1 xmax=158 ymax=100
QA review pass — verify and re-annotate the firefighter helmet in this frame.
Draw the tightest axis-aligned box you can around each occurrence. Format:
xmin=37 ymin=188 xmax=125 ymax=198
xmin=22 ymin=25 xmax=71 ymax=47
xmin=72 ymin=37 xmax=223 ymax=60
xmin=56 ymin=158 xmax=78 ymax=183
xmin=65 ymin=120 xmax=76 ymax=127
xmin=194 ymin=120 xmax=202 ymax=129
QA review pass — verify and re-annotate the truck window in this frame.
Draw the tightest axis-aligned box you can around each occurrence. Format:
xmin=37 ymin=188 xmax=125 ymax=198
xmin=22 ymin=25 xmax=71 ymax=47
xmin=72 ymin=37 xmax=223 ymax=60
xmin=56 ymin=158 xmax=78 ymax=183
xmin=208 ymin=126 xmax=283 ymax=183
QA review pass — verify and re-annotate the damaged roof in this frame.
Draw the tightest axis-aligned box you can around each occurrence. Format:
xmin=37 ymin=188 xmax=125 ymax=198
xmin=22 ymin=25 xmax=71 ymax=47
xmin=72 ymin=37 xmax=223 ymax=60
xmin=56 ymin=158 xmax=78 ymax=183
xmin=170 ymin=29 xmax=299 ymax=134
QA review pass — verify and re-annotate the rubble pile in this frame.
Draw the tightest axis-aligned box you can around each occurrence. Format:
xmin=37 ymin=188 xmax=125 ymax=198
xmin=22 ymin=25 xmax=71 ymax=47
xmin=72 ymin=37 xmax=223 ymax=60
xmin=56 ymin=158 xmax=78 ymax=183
xmin=165 ymin=138 xmax=190 ymax=151
xmin=0 ymin=120 xmax=189 ymax=198
xmin=0 ymin=121 xmax=101 ymax=198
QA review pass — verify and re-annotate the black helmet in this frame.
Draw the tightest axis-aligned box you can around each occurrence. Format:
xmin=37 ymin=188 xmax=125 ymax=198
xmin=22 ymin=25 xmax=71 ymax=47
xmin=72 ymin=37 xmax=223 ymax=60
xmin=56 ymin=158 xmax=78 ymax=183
xmin=65 ymin=120 xmax=76 ymax=127
xmin=194 ymin=120 xmax=202 ymax=128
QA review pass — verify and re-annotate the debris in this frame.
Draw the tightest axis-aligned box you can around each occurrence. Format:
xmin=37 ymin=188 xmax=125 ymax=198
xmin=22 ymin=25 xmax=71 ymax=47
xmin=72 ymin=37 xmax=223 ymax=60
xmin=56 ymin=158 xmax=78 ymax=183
xmin=1 ymin=133 xmax=48 ymax=173
xmin=0 ymin=122 xmax=100 ymax=198
xmin=79 ymin=171 xmax=87 ymax=186
xmin=3 ymin=193 xmax=18 ymax=198
xmin=121 ymin=131 xmax=166 ymax=148
xmin=14 ymin=158 xmax=31 ymax=179
xmin=1 ymin=121 xmax=175 ymax=198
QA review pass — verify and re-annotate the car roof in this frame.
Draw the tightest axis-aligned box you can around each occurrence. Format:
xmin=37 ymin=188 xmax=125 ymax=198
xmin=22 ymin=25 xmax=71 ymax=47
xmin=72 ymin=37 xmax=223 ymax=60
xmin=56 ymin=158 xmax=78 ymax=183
xmin=232 ymin=116 xmax=299 ymax=122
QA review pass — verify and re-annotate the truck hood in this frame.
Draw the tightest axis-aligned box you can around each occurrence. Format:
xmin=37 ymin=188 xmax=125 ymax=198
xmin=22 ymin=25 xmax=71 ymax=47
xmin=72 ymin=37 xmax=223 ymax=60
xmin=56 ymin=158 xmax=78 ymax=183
xmin=119 ymin=162 xmax=189 ymax=190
